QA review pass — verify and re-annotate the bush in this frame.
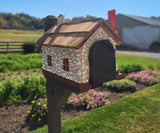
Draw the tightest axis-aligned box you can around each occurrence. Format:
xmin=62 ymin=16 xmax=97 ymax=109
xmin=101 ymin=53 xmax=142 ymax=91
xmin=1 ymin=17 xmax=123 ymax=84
xmin=103 ymin=79 xmax=136 ymax=92
xmin=125 ymin=70 xmax=160 ymax=86
xmin=0 ymin=76 xmax=46 ymax=106
xmin=149 ymin=41 xmax=160 ymax=51
xmin=35 ymin=44 xmax=42 ymax=53
xmin=16 ymin=76 xmax=46 ymax=101
xmin=0 ymin=54 xmax=42 ymax=72
xmin=0 ymin=80 xmax=16 ymax=106
xmin=66 ymin=89 xmax=109 ymax=110
xmin=23 ymin=42 xmax=36 ymax=54
xmin=118 ymin=64 xmax=143 ymax=73
xmin=26 ymin=98 xmax=48 ymax=127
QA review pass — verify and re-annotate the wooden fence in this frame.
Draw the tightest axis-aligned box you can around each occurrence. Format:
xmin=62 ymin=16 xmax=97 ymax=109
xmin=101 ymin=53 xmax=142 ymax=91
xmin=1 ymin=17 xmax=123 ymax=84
xmin=0 ymin=41 xmax=23 ymax=53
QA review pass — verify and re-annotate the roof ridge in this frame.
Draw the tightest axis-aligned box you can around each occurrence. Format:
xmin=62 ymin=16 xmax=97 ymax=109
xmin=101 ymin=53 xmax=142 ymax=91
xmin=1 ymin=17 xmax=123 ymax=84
xmin=119 ymin=13 xmax=160 ymax=26
xmin=61 ymin=18 xmax=103 ymax=25
xmin=75 ymin=18 xmax=103 ymax=48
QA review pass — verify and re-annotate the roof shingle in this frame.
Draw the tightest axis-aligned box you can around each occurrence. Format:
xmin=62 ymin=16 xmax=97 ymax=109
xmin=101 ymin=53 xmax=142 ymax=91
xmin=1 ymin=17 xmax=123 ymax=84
xmin=37 ymin=18 xmax=123 ymax=48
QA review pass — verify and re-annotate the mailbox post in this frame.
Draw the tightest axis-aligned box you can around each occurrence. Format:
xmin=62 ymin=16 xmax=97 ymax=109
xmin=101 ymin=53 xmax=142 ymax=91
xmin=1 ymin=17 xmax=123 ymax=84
xmin=45 ymin=76 xmax=72 ymax=133
xmin=37 ymin=15 xmax=123 ymax=133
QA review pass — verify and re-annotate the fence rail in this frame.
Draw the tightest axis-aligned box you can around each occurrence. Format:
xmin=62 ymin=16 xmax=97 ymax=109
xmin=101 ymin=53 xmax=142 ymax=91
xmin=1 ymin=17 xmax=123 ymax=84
xmin=0 ymin=41 xmax=23 ymax=53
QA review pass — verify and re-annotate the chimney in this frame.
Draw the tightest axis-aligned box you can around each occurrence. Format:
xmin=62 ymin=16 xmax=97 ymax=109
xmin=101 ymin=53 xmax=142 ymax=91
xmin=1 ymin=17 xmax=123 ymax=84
xmin=108 ymin=9 xmax=116 ymax=31
xmin=44 ymin=15 xmax=58 ymax=32
xmin=58 ymin=14 xmax=65 ymax=25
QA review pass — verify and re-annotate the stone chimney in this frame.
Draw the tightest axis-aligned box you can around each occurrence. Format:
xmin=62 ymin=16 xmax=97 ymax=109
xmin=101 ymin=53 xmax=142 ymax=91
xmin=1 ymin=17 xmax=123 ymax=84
xmin=44 ymin=15 xmax=58 ymax=32
xmin=58 ymin=14 xmax=65 ymax=25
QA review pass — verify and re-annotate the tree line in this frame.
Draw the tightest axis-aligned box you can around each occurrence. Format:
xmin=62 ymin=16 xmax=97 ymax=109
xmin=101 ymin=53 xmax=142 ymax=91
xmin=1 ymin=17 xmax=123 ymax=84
xmin=0 ymin=12 xmax=43 ymax=30
xmin=0 ymin=12 xmax=97 ymax=30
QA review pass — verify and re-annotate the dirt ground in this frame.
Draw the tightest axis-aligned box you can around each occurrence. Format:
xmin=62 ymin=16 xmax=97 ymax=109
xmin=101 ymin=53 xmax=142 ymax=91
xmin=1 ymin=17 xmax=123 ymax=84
xmin=0 ymin=84 xmax=146 ymax=133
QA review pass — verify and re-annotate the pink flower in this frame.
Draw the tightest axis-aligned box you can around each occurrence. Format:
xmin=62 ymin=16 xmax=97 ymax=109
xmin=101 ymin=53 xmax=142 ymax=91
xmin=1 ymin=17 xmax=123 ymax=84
xmin=77 ymin=100 xmax=81 ymax=106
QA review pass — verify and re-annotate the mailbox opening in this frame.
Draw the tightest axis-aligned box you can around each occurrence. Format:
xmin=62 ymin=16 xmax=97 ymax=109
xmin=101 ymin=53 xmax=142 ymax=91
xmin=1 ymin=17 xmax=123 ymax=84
xmin=89 ymin=39 xmax=116 ymax=87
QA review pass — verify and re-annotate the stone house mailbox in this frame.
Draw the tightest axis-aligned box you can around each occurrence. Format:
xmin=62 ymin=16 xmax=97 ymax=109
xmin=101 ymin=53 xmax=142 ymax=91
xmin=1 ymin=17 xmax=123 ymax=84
xmin=37 ymin=17 xmax=123 ymax=91
xmin=36 ymin=16 xmax=123 ymax=133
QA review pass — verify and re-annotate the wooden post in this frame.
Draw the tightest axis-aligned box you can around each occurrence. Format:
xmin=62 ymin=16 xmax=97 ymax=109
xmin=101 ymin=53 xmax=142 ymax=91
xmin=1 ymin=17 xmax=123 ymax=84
xmin=45 ymin=76 xmax=72 ymax=133
xmin=7 ymin=42 xmax=9 ymax=53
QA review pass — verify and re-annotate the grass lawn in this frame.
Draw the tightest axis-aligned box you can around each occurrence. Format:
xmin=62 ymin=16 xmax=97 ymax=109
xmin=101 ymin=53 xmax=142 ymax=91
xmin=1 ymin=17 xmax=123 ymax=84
xmin=0 ymin=29 xmax=43 ymax=42
xmin=30 ymin=83 xmax=160 ymax=133
xmin=116 ymin=55 xmax=160 ymax=70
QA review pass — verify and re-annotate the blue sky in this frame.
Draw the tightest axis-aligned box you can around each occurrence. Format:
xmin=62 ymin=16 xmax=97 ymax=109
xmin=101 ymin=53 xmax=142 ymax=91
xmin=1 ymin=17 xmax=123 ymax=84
xmin=1 ymin=0 xmax=160 ymax=19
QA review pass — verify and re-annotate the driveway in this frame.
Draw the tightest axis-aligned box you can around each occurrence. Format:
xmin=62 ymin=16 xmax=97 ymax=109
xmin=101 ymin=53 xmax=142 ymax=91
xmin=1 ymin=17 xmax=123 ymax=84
xmin=116 ymin=50 xmax=160 ymax=60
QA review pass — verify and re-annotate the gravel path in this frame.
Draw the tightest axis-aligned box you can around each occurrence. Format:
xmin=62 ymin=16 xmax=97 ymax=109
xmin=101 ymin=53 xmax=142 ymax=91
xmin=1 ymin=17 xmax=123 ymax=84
xmin=116 ymin=50 xmax=160 ymax=59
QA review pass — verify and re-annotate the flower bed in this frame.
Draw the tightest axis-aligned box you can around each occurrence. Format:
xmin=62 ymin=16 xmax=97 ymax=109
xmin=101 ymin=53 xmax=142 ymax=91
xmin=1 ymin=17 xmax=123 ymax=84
xmin=26 ymin=90 xmax=109 ymax=126
xmin=125 ymin=70 xmax=160 ymax=86
xmin=67 ymin=89 xmax=109 ymax=110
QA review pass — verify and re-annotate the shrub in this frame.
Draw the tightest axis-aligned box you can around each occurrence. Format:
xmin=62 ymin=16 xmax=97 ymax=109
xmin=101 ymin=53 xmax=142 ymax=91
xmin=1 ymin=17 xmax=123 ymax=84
xmin=0 ymin=64 xmax=7 ymax=72
xmin=125 ymin=70 xmax=160 ymax=86
xmin=118 ymin=64 xmax=143 ymax=73
xmin=0 ymin=76 xmax=46 ymax=106
xmin=23 ymin=42 xmax=36 ymax=54
xmin=0 ymin=54 xmax=42 ymax=72
xmin=66 ymin=89 xmax=109 ymax=110
xmin=16 ymin=76 xmax=46 ymax=101
xmin=149 ymin=41 xmax=160 ymax=51
xmin=0 ymin=80 xmax=16 ymax=106
xmin=35 ymin=44 xmax=42 ymax=53
xmin=26 ymin=98 xmax=48 ymax=127
xmin=103 ymin=79 xmax=136 ymax=92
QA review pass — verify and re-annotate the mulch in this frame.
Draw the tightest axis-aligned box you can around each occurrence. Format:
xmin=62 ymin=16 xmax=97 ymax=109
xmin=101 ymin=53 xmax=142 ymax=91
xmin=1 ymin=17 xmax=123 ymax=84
xmin=0 ymin=84 xmax=146 ymax=133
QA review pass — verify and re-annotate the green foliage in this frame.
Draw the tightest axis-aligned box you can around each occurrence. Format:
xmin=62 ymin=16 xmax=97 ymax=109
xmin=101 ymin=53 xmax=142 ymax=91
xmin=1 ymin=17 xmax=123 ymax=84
xmin=0 ymin=80 xmax=15 ymax=106
xmin=0 ymin=54 xmax=42 ymax=72
xmin=16 ymin=76 xmax=46 ymax=101
xmin=117 ymin=64 xmax=143 ymax=73
xmin=72 ymin=15 xmax=97 ymax=22
xmin=26 ymin=98 xmax=48 ymax=128
xmin=103 ymin=79 xmax=136 ymax=92
xmin=0 ymin=76 xmax=46 ymax=106
xmin=0 ymin=13 xmax=43 ymax=30
xmin=116 ymin=55 xmax=160 ymax=71
xmin=23 ymin=42 xmax=36 ymax=54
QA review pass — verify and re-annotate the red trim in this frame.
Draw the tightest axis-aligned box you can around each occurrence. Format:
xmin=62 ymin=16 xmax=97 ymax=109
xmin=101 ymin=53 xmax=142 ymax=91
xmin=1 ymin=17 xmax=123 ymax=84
xmin=42 ymin=69 xmax=91 ymax=90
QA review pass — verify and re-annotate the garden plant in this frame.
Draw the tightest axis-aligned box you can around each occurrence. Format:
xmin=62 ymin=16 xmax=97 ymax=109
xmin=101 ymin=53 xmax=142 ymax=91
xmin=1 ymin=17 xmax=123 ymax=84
xmin=125 ymin=70 xmax=160 ymax=86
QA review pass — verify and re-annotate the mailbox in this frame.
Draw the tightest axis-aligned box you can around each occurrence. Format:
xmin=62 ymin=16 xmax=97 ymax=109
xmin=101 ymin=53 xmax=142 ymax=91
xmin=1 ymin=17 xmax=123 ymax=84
xmin=37 ymin=16 xmax=123 ymax=92
xmin=36 ymin=15 xmax=123 ymax=133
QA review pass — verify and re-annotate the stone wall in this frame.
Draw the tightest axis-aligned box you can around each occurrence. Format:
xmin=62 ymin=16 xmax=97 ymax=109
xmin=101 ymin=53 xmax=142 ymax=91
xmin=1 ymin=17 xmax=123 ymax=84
xmin=42 ymin=46 xmax=81 ymax=83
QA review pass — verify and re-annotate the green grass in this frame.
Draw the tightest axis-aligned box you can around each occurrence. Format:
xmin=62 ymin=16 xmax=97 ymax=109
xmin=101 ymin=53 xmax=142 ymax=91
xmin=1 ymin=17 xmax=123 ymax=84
xmin=116 ymin=55 xmax=160 ymax=70
xmin=29 ymin=83 xmax=160 ymax=133
xmin=0 ymin=29 xmax=43 ymax=42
